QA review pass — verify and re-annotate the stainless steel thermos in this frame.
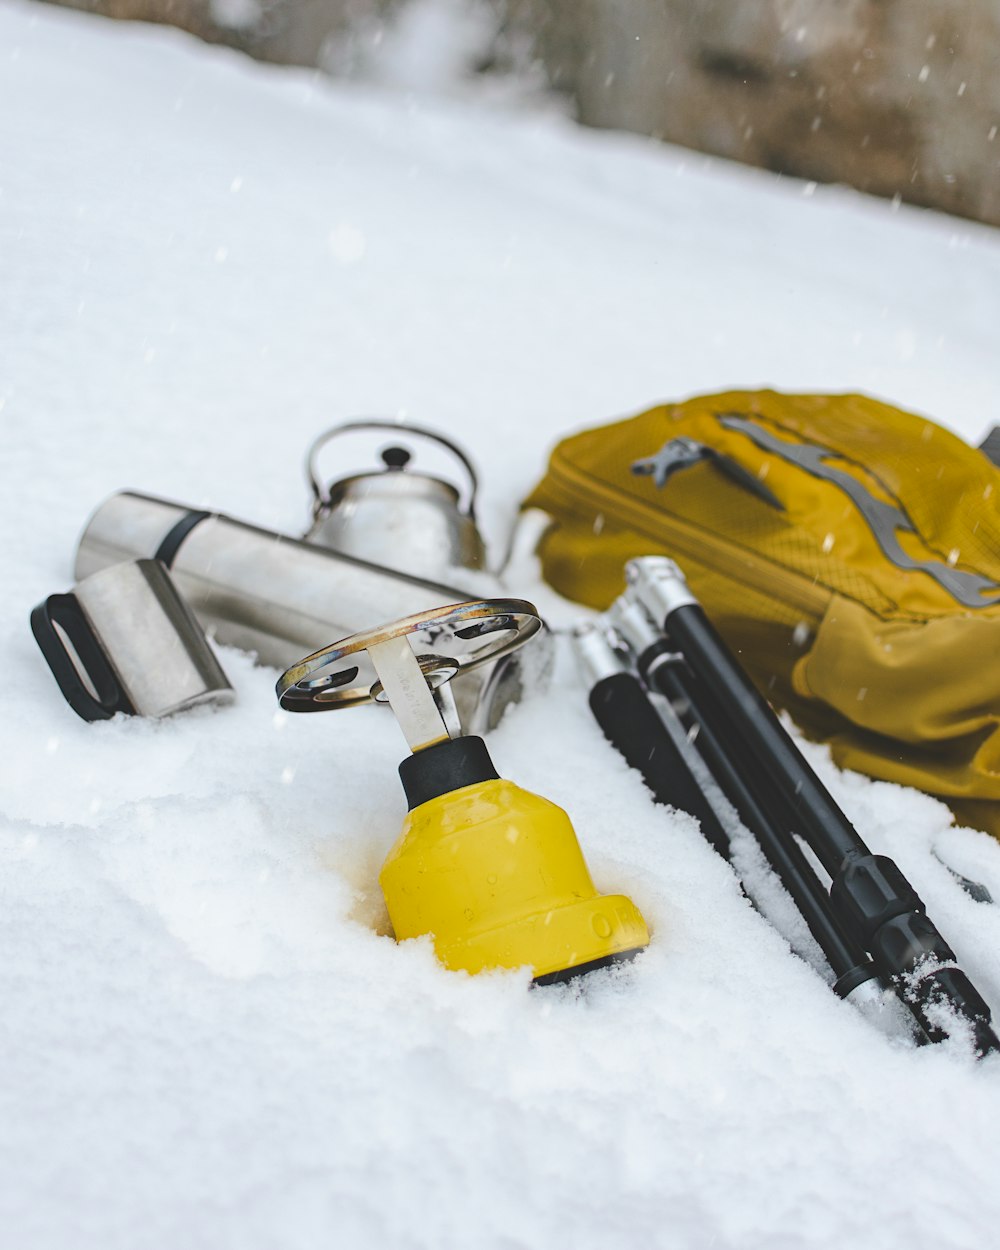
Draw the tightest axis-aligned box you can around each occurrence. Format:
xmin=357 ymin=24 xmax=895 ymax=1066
xmin=73 ymin=491 xmax=549 ymax=733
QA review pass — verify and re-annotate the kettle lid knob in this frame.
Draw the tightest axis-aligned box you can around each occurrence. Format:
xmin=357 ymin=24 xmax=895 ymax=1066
xmin=381 ymin=446 xmax=412 ymax=471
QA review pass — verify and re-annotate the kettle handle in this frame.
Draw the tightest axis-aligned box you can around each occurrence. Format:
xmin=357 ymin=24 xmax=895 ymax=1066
xmin=306 ymin=420 xmax=480 ymax=519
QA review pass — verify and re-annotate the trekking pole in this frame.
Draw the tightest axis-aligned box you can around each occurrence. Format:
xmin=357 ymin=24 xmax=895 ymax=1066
xmin=626 ymin=556 xmax=1000 ymax=1057
xmin=607 ymin=596 xmax=892 ymax=1021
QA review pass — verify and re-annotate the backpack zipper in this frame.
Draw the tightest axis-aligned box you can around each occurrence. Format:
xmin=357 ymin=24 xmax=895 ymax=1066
xmin=544 ymin=450 xmax=833 ymax=623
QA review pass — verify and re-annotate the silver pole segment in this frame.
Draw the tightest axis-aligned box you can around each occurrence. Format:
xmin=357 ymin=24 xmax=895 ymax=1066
xmin=625 ymin=556 xmax=698 ymax=620
xmin=607 ymin=594 xmax=662 ymax=656
xmin=569 ymin=622 xmax=625 ymax=688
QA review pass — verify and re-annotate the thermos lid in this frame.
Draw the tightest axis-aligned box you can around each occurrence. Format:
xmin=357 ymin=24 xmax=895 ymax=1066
xmin=31 ymin=558 xmax=233 ymax=721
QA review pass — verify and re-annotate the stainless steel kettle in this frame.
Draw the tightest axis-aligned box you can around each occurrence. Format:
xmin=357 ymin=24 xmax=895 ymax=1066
xmin=303 ymin=420 xmax=489 ymax=581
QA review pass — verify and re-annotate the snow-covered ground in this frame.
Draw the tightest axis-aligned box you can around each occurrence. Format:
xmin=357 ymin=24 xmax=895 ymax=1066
xmin=4 ymin=2 xmax=1000 ymax=1246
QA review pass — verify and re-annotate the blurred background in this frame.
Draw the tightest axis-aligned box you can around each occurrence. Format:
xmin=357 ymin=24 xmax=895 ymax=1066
xmin=41 ymin=0 xmax=1000 ymax=226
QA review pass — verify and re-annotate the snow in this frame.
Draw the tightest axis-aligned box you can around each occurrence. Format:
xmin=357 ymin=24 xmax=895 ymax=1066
xmin=3 ymin=1 xmax=1000 ymax=1246
xmin=320 ymin=0 xmax=502 ymax=91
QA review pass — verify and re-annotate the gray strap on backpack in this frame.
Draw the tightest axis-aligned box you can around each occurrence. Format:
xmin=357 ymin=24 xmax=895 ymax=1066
xmin=979 ymin=427 xmax=1000 ymax=468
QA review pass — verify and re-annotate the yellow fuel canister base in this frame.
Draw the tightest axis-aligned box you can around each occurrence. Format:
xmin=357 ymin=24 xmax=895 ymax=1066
xmin=381 ymin=737 xmax=650 ymax=983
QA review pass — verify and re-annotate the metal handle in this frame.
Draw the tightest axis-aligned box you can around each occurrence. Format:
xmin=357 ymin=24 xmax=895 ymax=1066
xmin=275 ymin=598 xmax=539 ymax=716
xmin=30 ymin=593 xmax=134 ymax=722
xmin=305 ymin=419 xmax=480 ymax=518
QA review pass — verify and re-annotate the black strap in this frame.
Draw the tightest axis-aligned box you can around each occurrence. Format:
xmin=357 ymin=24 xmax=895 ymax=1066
xmin=154 ymin=510 xmax=212 ymax=568
xmin=30 ymin=594 xmax=134 ymax=722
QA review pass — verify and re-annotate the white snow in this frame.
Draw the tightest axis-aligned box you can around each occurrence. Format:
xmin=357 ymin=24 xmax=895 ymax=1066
xmin=3 ymin=2 xmax=1000 ymax=1247
xmin=209 ymin=0 xmax=263 ymax=33
xmin=321 ymin=0 xmax=501 ymax=92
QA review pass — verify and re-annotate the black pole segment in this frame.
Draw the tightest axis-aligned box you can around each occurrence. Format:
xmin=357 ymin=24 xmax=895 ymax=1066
xmin=588 ymin=671 xmax=730 ymax=858
xmin=642 ymin=650 xmax=876 ymax=992
xmin=661 ymin=602 xmax=864 ymax=877
xmin=830 ymin=850 xmax=999 ymax=1055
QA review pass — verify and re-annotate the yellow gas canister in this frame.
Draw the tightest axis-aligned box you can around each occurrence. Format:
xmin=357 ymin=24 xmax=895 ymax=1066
xmin=382 ymin=746 xmax=649 ymax=983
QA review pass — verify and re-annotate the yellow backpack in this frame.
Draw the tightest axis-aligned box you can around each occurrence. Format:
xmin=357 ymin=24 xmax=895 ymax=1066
xmin=524 ymin=390 xmax=1000 ymax=838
